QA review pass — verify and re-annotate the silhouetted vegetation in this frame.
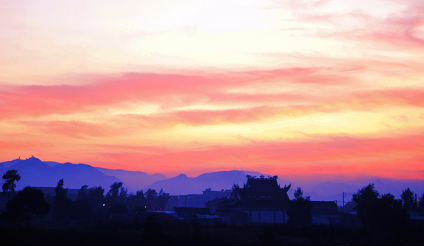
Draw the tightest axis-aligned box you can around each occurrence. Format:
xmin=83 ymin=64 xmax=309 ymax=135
xmin=107 ymin=182 xmax=123 ymax=198
xmin=419 ymin=193 xmax=424 ymax=216
xmin=0 ymin=221 xmax=423 ymax=246
xmin=145 ymin=188 xmax=158 ymax=210
xmin=401 ymin=187 xmax=416 ymax=211
xmin=353 ymin=183 xmax=409 ymax=233
xmin=1 ymin=170 xmax=423 ymax=245
xmin=2 ymin=187 xmax=49 ymax=226
xmin=2 ymin=169 xmax=21 ymax=197
xmin=287 ymin=187 xmax=313 ymax=226
xmin=157 ymin=188 xmax=169 ymax=211
xmin=73 ymin=185 xmax=92 ymax=219
xmin=52 ymin=179 xmax=74 ymax=222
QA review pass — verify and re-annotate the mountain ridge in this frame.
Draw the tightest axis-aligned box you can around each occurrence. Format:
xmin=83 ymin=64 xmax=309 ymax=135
xmin=1 ymin=157 xmax=423 ymax=201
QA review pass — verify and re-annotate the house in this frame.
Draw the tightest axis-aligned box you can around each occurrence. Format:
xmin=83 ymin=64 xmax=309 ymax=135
xmin=207 ymin=175 xmax=291 ymax=224
xmin=177 ymin=188 xmax=232 ymax=208
xmin=173 ymin=207 xmax=220 ymax=224
xmin=205 ymin=197 xmax=234 ymax=214
xmin=310 ymin=201 xmax=338 ymax=214
xmin=310 ymin=201 xmax=340 ymax=225
xmin=165 ymin=195 xmax=179 ymax=211
xmin=173 ymin=207 xmax=212 ymax=220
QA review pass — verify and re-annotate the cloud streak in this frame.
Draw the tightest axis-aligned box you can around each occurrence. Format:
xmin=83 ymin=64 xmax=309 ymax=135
xmin=0 ymin=68 xmax=353 ymax=119
xmin=1 ymin=68 xmax=423 ymax=121
xmin=82 ymin=133 xmax=424 ymax=179
xmin=1 ymin=0 xmax=423 ymax=181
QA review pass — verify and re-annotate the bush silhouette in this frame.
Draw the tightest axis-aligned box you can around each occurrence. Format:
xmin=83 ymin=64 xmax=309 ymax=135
xmin=2 ymin=187 xmax=50 ymax=226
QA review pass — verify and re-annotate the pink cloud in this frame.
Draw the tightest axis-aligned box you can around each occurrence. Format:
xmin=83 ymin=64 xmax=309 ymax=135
xmin=272 ymin=0 xmax=332 ymax=10
xmin=19 ymin=121 xmax=120 ymax=139
xmin=80 ymin=133 xmax=424 ymax=179
xmin=351 ymin=88 xmax=424 ymax=107
xmin=0 ymin=67 xmax=354 ymax=119
xmin=2 ymin=121 xmax=423 ymax=180
xmin=8 ymin=85 xmax=424 ymax=132
xmin=126 ymin=88 xmax=424 ymax=128
xmin=304 ymin=4 xmax=424 ymax=50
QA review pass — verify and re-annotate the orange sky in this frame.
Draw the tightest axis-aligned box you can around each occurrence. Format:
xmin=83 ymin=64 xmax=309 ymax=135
xmin=0 ymin=0 xmax=423 ymax=179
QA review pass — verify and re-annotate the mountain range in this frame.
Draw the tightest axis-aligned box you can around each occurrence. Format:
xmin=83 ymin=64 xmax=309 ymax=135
xmin=1 ymin=157 xmax=423 ymax=204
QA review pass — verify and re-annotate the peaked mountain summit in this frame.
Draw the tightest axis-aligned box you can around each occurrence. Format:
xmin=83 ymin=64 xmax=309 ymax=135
xmin=0 ymin=157 xmax=166 ymax=192
xmin=2 ymin=156 xmax=120 ymax=190
xmin=148 ymin=170 xmax=279 ymax=195
xmin=1 ymin=157 xmax=423 ymax=200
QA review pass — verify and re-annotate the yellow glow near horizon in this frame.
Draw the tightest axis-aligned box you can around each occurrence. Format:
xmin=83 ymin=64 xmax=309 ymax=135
xmin=0 ymin=0 xmax=424 ymax=179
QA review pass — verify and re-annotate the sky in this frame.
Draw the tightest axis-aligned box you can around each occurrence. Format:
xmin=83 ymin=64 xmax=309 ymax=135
xmin=0 ymin=0 xmax=423 ymax=180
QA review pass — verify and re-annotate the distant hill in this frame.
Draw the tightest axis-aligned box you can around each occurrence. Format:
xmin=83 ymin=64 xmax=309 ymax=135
xmin=0 ymin=157 xmax=166 ymax=192
xmin=0 ymin=162 xmax=7 ymax=178
xmin=2 ymin=157 xmax=120 ymax=191
xmin=1 ymin=157 xmax=422 ymax=200
xmin=0 ymin=158 xmax=23 ymax=168
xmin=96 ymin=167 xmax=167 ymax=192
xmin=148 ymin=170 xmax=291 ymax=195
xmin=300 ymin=179 xmax=424 ymax=205
xmin=44 ymin=161 xmax=63 ymax=167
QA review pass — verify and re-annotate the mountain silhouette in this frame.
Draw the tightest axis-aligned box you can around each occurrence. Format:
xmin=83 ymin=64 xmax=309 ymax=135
xmin=0 ymin=162 xmax=7 ymax=178
xmin=4 ymin=157 xmax=120 ymax=190
xmin=1 ymin=157 xmax=423 ymax=199
xmin=0 ymin=157 xmax=166 ymax=192
xmin=148 ymin=170 xmax=285 ymax=195
xmin=95 ymin=167 xmax=167 ymax=192
xmin=11 ymin=156 xmax=50 ymax=171
xmin=0 ymin=158 xmax=23 ymax=168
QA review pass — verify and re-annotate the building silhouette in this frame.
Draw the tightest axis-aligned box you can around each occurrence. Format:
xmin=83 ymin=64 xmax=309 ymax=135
xmin=207 ymin=175 xmax=291 ymax=224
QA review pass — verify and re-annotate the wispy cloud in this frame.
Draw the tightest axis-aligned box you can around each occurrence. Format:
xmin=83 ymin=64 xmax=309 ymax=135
xmin=80 ymin=133 xmax=424 ymax=178
xmin=0 ymin=67 xmax=353 ymax=119
xmin=1 ymin=0 xmax=423 ymax=180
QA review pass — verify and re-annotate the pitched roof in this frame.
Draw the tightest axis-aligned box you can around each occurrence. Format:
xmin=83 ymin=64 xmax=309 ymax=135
xmin=245 ymin=177 xmax=280 ymax=192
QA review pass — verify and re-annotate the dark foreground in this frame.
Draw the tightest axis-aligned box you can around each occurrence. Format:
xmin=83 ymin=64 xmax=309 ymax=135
xmin=1 ymin=221 xmax=424 ymax=246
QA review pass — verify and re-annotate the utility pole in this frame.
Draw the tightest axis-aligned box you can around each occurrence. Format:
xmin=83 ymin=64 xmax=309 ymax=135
xmin=342 ymin=192 xmax=346 ymax=213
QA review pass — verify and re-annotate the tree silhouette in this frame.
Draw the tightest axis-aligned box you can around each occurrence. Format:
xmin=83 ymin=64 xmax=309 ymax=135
xmin=105 ymin=182 xmax=129 ymax=217
xmin=145 ymin=189 xmax=158 ymax=210
xmin=352 ymin=183 xmax=379 ymax=228
xmin=378 ymin=193 xmax=408 ymax=230
xmin=88 ymin=186 xmax=104 ymax=199
xmin=108 ymin=203 xmax=128 ymax=216
xmin=2 ymin=187 xmax=50 ymax=226
xmin=77 ymin=185 xmax=88 ymax=200
xmin=353 ymin=184 xmax=409 ymax=231
xmin=52 ymin=179 xmax=74 ymax=222
xmin=418 ymin=193 xmax=424 ymax=216
xmin=2 ymin=169 xmax=21 ymax=197
xmin=287 ymin=187 xmax=312 ymax=226
xmin=87 ymin=186 xmax=105 ymax=217
xmin=401 ymin=188 xmax=415 ymax=211
xmin=231 ymin=184 xmax=242 ymax=200
xmin=119 ymin=187 xmax=128 ymax=198
xmin=73 ymin=185 xmax=92 ymax=220
xmin=130 ymin=190 xmax=146 ymax=213
xmin=108 ymin=182 xmax=123 ymax=198
xmin=157 ymin=189 xmax=169 ymax=211
xmin=294 ymin=187 xmax=303 ymax=199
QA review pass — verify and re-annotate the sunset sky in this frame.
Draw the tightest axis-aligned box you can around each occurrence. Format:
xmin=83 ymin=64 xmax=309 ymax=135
xmin=1 ymin=0 xmax=423 ymax=180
